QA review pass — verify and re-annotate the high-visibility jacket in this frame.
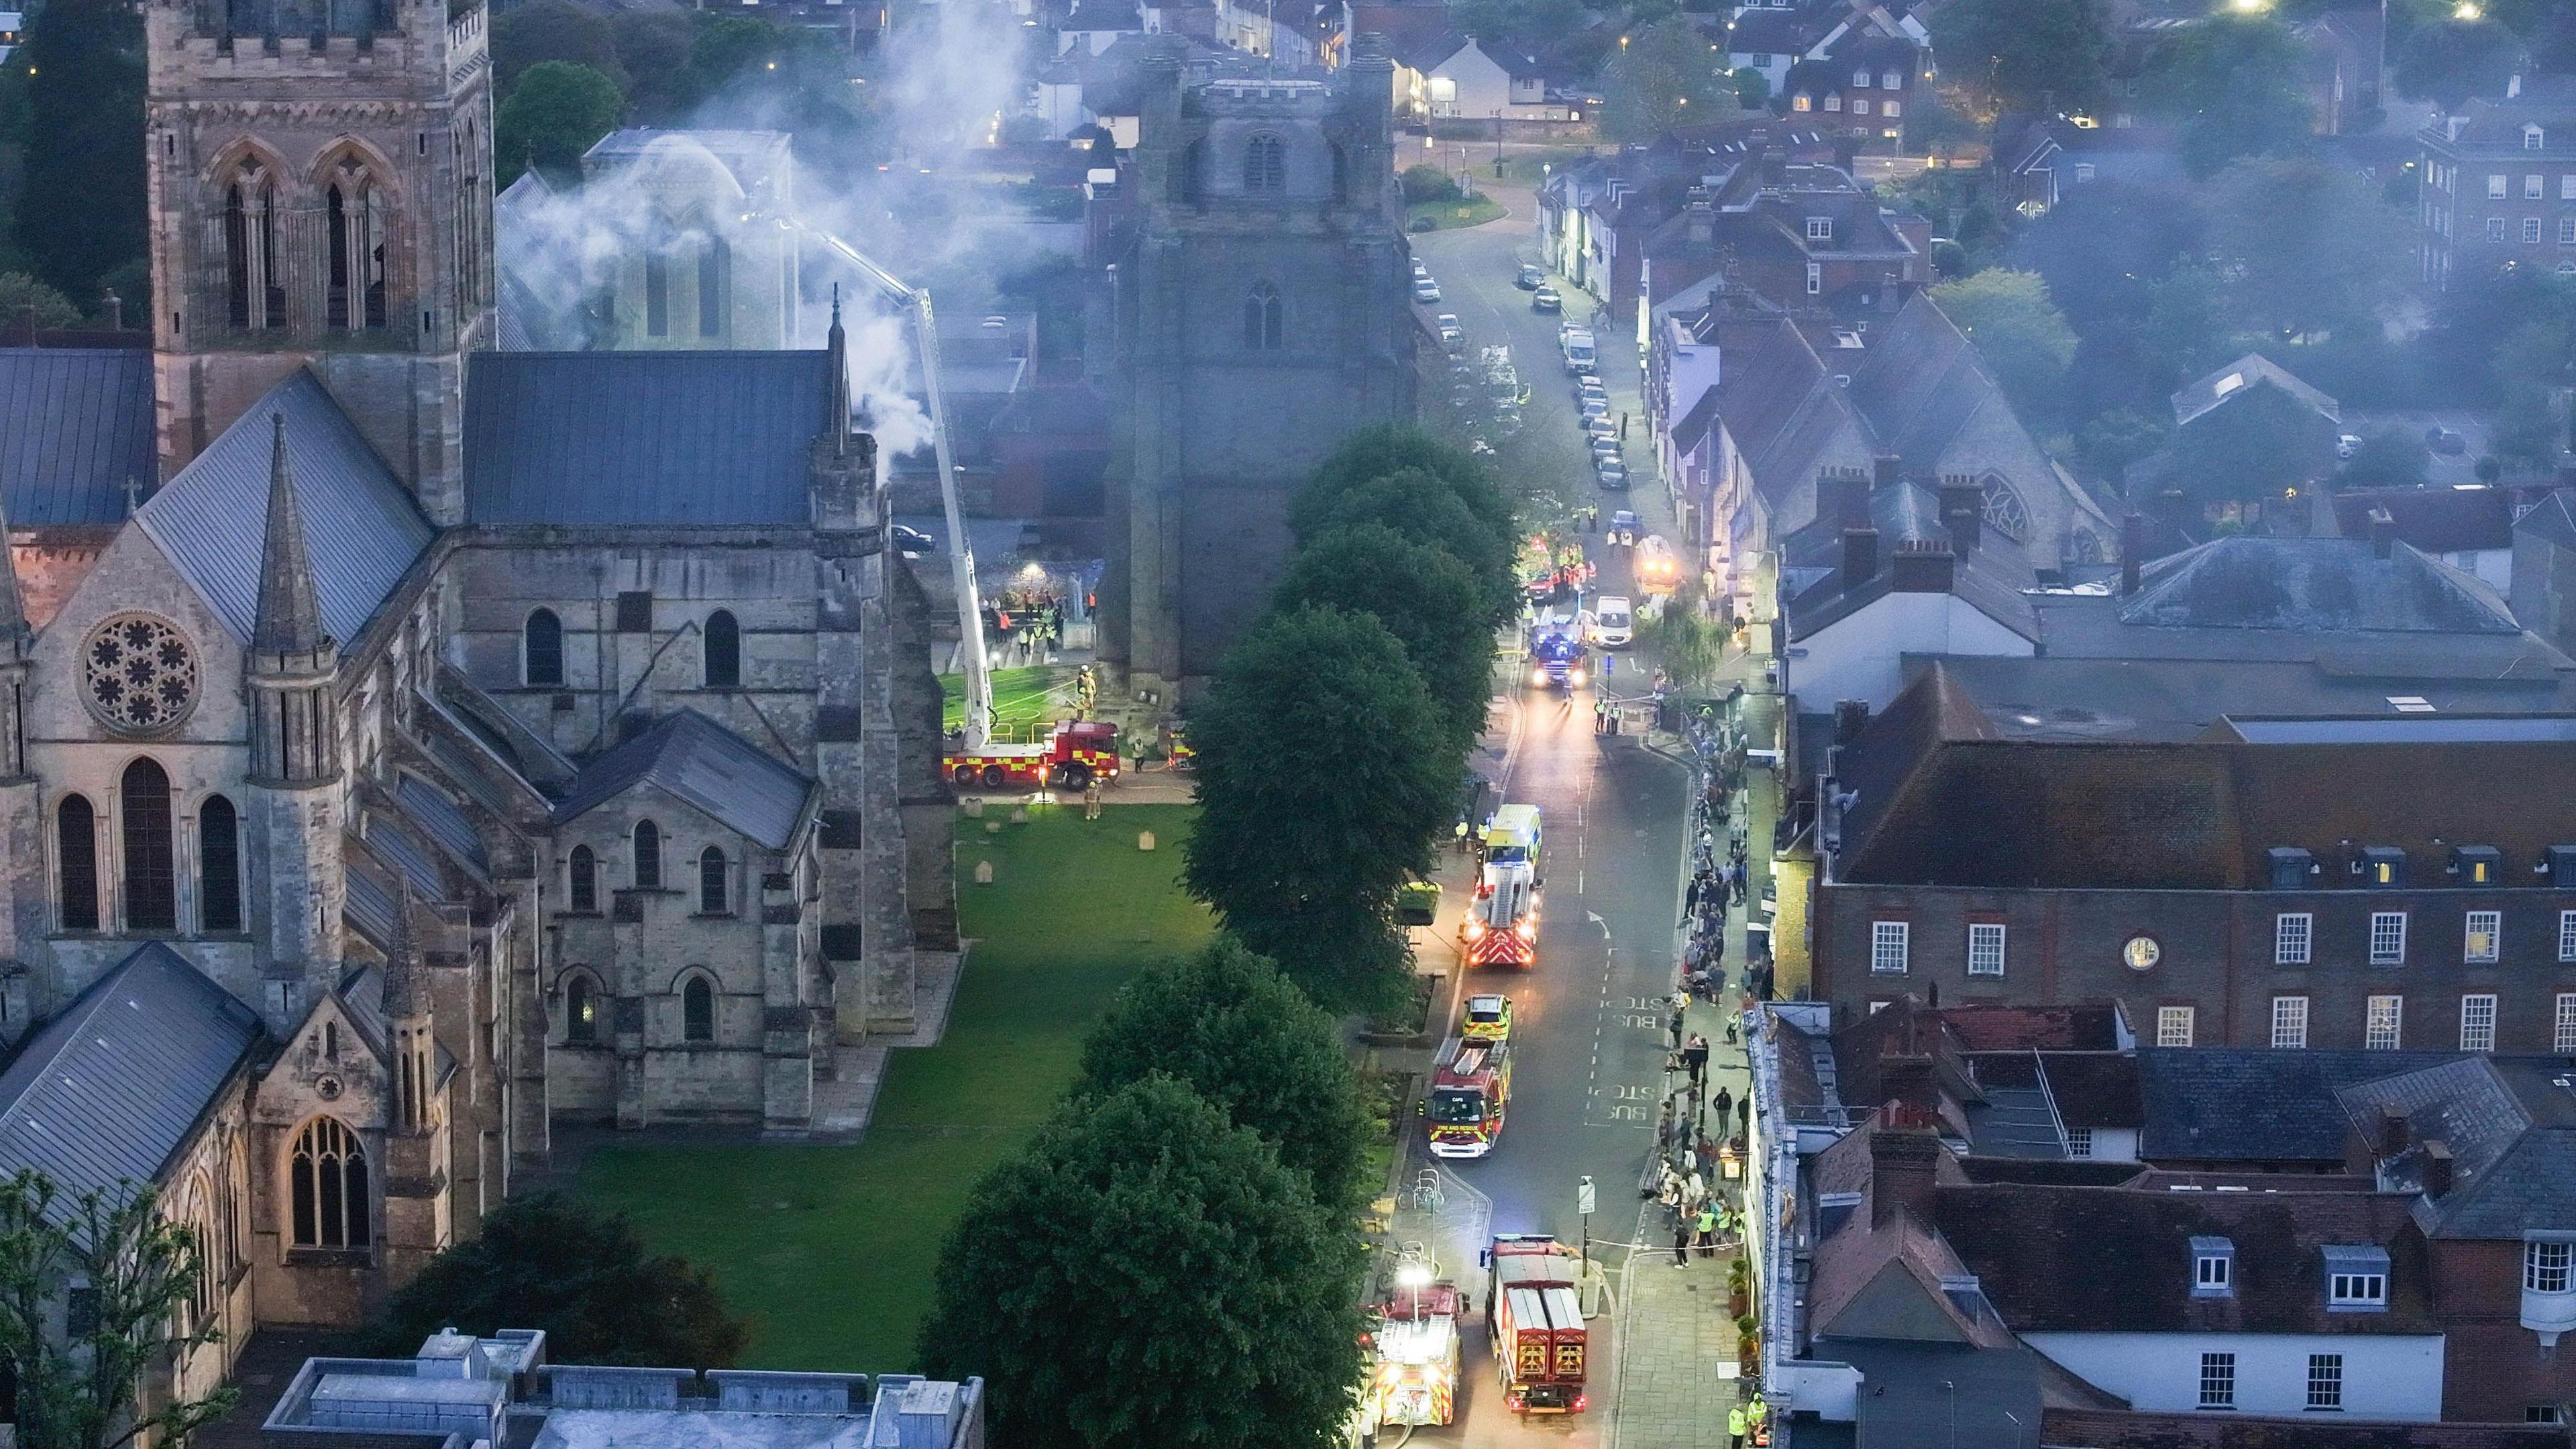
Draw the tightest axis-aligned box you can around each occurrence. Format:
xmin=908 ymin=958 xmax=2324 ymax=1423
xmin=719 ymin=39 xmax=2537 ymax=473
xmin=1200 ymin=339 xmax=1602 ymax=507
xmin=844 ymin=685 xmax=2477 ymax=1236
xmin=1728 ymin=1407 xmax=1749 ymax=1438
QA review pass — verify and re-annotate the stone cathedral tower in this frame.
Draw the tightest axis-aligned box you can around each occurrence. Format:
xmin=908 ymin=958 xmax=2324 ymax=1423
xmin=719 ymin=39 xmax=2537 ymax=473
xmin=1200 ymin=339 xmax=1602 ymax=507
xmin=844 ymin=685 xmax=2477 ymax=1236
xmin=143 ymin=0 xmax=496 ymax=521
xmin=1096 ymin=35 xmax=1417 ymax=694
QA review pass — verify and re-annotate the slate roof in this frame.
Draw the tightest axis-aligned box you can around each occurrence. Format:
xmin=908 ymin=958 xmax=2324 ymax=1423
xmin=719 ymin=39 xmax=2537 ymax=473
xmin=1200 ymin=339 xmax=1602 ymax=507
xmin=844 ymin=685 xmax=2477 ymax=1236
xmin=1931 ymin=1179 xmax=2437 ymax=1335
xmin=2330 ymin=486 xmax=2513 ymax=555
xmin=2171 ymin=353 xmax=2340 ymax=429
xmin=463 ymin=352 xmax=834 ymax=527
xmin=133 ymin=371 xmax=433 ymax=647
xmin=553 ymin=709 xmax=813 ymax=849
xmin=2138 ymin=1048 xmax=2468 ymax=1163
xmin=2424 ymin=73 xmax=2576 ymax=152
xmin=0 ymin=943 xmax=262 ymax=1201
xmin=1833 ymin=665 xmax=2576 ymax=890
xmin=395 ymin=774 xmax=490 ymax=876
xmin=1916 ymin=652 xmax=2576 ymax=744
xmin=1779 ymin=479 xmax=2042 ymax=642
xmin=0 ymin=348 xmax=154 ymax=527
xmin=2116 ymin=536 xmax=2522 ymax=635
xmin=1725 ymin=9 xmax=1810 ymax=52
xmin=2334 ymin=1057 xmax=2576 ymax=1240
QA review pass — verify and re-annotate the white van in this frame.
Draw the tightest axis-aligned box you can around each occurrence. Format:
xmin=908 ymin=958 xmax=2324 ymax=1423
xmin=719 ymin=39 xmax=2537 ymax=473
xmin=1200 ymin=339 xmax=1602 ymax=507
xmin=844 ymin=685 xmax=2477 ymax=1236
xmin=1562 ymin=329 xmax=1597 ymax=374
xmin=1592 ymin=595 xmax=1634 ymax=648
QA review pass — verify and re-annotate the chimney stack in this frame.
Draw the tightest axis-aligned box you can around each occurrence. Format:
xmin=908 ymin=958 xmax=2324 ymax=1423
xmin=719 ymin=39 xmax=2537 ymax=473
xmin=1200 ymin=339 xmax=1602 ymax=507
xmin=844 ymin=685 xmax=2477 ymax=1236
xmin=1873 ymin=452 xmax=1902 ymax=496
xmin=1891 ymin=538 xmax=1955 ymax=593
xmin=2121 ymin=513 xmax=2144 ymax=595
xmin=1938 ymin=474 xmax=1981 ymax=553
xmin=1843 ymin=524 xmax=1880 ymax=590
xmin=2378 ymin=1103 xmax=2411 ymax=1156
xmin=2368 ymin=506 xmax=2397 ymax=560
xmin=1761 ymin=148 xmax=1787 ymax=186
xmin=1835 ymin=698 xmax=1871 ymax=745
xmin=2422 ymin=1139 xmax=2455 ymax=1197
xmin=102 ymin=289 xmax=122 ymax=332
xmin=1870 ymin=1126 xmax=1943 ymax=1229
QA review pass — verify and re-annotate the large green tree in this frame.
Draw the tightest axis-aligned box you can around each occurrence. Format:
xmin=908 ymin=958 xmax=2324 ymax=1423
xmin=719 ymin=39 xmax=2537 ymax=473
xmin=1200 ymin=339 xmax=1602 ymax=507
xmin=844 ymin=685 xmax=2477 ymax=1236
xmin=2139 ymin=14 xmax=2313 ymax=177
xmin=2339 ymin=428 xmax=2433 ymax=487
xmin=2391 ymin=18 xmax=2518 ymax=112
xmin=366 ymin=1193 xmax=749 ymax=1367
xmin=1923 ymin=0 xmax=2111 ymax=119
xmin=916 ymin=1077 xmax=1366 ymax=1449
xmin=2166 ymin=380 xmax=2339 ymax=505
xmin=13 ymin=0 xmax=145 ymax=308
xmin=2206 ymin=156 xmax=2411 ymax=341
xmin=1595 ymin=21 xmax=1735 ymax=143
xmin=2009 ymin=180 xmax=2204 ymax=336
xmin=0 ymin=1173 xmax=236 ymax=1449
xmin=1929 ymin=269 xmax=2077 ymax=423
xmin=1294 ymin=424 xmax=1515 ymax=549
xmin=1271 ymin=523 xmax=1495 ymax=751
xmin=1071 ymin=938 xmax=1371 ymax=1210
xmin=495 ymin=61 xmax=626 ymax=187
xmin=1293 ymin=460 xmax=1518 ymax=625
xmin=1183 ymin=607 xmax=1455 ymax=1010
xmin=492 ymin=0 xmax=629 ymax=95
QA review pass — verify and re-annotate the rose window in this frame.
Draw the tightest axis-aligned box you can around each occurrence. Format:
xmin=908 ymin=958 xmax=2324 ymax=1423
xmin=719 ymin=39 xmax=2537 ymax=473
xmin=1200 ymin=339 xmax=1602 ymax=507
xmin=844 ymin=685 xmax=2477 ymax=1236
xmin=83 ymin=614 xmax=199 ymax=734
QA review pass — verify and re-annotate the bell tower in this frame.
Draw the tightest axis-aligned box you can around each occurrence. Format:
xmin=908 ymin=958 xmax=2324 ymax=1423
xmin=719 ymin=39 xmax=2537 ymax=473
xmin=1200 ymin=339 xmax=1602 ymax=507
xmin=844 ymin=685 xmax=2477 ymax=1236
xmin=144 ymin=0 xmax=496 ymax=525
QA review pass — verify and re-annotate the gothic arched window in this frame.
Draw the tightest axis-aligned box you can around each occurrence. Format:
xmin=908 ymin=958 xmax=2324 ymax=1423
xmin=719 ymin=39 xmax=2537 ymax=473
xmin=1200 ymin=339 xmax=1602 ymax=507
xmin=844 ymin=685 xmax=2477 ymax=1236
xmin=323 ymin=158 xmax=388 ymax=331
xmin=565 ymin=973 xmax=599 ymax=1045
xmin=219 ymin=164 xmax=285 ymax=331
xmin=1980 ymin=476 xmax=2029 ymax=543
xmin=568 ymin=845 xmax=597 ymax=913
xmin=182 ymin=1178 xmax=219 ymax=1329
xmin=523 ymin=609 xmax=563 ymax=687
xmin=2070 ymin=528 xmax=2105 ymax=564
xmin=56 ymin=796 xmax=97 ymax=932
xmin=633 ymin=820 xmax=662 ymax=890
xmin=1244 ymin=282 xmax=1283 ymax=351
xmin=682 ymin=975 xmax=715 ymax=1043
xmin=1244 ymin=133 xmax=1287 ymax=194
xmin=699 ymin=846 xmax=729 ymax=915
xmin=698 ymin=236 xmax=729 ymax=338
xmin=200 ymin=794 xmax=242 ymax=933
xmin=703 ymin=610 xmax=740 ymax=690
xmin=121 ymin=759 xmax=176 ymax=932
xmin=288 ymin=1118 xmax=370 ymax=1250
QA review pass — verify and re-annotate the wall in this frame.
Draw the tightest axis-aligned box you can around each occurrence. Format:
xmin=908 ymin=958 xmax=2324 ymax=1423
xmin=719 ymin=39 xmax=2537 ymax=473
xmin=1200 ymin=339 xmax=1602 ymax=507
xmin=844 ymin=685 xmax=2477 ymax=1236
xmin=1789 ymin=590 xmax=2031 ymax=711
xmin=2428 ymin=1237 xmax=2576 ymax=1422
xmin=2021 ymin=1332 xmax=2445 ymax=1420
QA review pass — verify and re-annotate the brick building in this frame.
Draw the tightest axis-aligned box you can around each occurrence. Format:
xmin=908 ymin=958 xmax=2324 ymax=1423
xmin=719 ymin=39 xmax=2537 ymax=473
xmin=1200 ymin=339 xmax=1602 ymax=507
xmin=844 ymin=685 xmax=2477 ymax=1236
xmin=2416 ymin=75 xmax=2576 ymax=290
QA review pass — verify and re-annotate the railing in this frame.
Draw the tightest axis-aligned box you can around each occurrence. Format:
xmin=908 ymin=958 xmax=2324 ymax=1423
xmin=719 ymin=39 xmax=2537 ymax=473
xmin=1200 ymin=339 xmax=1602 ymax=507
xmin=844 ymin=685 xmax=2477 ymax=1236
xmin=2029 ymin=1046 xmax=2073 ymax=1157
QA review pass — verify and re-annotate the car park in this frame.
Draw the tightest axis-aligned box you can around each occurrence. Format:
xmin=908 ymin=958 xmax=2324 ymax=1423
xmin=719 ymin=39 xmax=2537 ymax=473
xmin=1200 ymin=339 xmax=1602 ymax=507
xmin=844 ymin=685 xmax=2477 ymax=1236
xmin=2426 ymin=425 xmax=2467 ymax=455
xmin=1532 ymin=286 xmax=1561 ymax=313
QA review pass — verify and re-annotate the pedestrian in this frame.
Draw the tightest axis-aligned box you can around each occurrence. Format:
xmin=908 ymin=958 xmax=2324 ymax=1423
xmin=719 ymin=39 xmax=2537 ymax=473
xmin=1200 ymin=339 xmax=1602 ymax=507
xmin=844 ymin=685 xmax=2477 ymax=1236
xmin=1673 ymin=1214 xmax=1692 ymax=1268
xmin=1684 ymin=1033 xmax=1709 ymax=1087
xmin=1668 ymin=1002 xmax=1685 ymax=1050
xmin=1695 ymin=1205 xmax=1719 ymax=1257
xmin=1685 ymin=1168 xmax=1705 ymax=1211
xmin=1738 ymin=1095 xmax=1752 ymax=1132
xmin=1714 ymin=1085 xmax=1733 ymax=1122
xmin=1681 ymin=872 xmax=1705 ymax=925
xmin=1082 ymin=773 xmax=1104 ymax=820
xmin=1728 ymin=1402 xmax=1749 ymax=1449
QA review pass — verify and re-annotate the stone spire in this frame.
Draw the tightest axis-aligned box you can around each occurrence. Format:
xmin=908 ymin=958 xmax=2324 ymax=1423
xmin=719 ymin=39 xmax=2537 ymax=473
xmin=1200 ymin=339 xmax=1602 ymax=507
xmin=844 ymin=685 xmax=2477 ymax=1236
xmin=826 ymin=285 xmax=852 ymax=458
xmin=252 ymin=413 xmax=333 ymax=663
xmin=382 ymin=886 xmax=425 ymax=1018
xmin=385 ymin=888 xmax=435 ymax=1135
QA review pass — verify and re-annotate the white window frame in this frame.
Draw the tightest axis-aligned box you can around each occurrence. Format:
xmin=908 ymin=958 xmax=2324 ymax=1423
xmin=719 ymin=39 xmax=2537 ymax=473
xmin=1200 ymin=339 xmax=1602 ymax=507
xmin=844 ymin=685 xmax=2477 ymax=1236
xmin=2461 ymin=993 xmax=2498 ymax=1052
xmin=1852 ymin=67 xmax=1871 ymax=87
xmin=2275 ymin=911 xmax=2312 ymax=965
xmin=2560 ymin=217 xmax=2575 ymax=245
xmin=1967 ymin=922 xmax=2006 ymax=977
xmin=1883 ymin=99 xmax=1902 ymax=119
xmin=2272 ymin=994 xmax=2309 ymax=1049
xmin=2365 ymin=994 xmax=2402 ymax=1050
xmin=2330 ymin=1270 xmax=2387 ymax=1307
xmin=1806 ymin=215 xmax=1833 ymax=240
xmin=2528 ymin=217 xmax=2547 ymax=244
xmin=2157 ymin=1006 xmax=2195 ymax=1046
xmin=2490 ymin=216 xmax=2511 ymax=242
xmin=2556 ymin=909 xmax=2576 ymax=962
xmin=2557 ymin=993 xmax=2576 ymax=1054
xmin=1881 ymin=70 xmax=1900 ymax=89
xmin=2561 ymin=174 xmax=2576 ymax=200
xmin=2465 ymin=909 xmax=2502 ymax=963
xmin=1871 ymin=920 xmax=1909 ymax=974
xmin=2491 ymin=173 xmax=2510 ymax=199
xmin=2195 ymin=1251 xmax=2232 ymax=1293
xmin=2530 ymin=174 xmax=2548 ymax=199
xmin=2526 ymin=1238 xmax=2573 ymax=1293
xmin=2307 ymin=1354 xmax=2344 ymax=1411
xmin=2369 ymin=911 xmax=2407 ymax=966
xmin=1823 ymin=93 xmax=1842 ymax=111
xmin=2199 ymin=1352 xmax=2237 ymax=1409
xmin=1805 ymin=262 xmax=1822 ymax=296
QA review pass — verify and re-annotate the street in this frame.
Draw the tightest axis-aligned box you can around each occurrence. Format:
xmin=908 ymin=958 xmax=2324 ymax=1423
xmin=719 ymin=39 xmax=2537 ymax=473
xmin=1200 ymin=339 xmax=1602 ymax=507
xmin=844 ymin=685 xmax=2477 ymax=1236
xmin=1391 ymin=184 xmax=1712 ymax=1447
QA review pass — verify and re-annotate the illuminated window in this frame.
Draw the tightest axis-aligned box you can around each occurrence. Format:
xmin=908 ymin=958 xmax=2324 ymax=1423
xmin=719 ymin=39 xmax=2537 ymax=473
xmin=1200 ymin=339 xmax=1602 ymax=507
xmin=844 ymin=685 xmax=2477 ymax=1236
xmin=566 ymin=973 xmax=599 ymax=1045
xmin=1883 ymin=99 xmax=1901 ymax=118
xmin=2157 ymin=1006 xmax=2194 ymax=1046
xmin=2465 ymin=909 xmax=2501 ymax=963
xmin=1792 ymin=93 xmax=1811 ymax=111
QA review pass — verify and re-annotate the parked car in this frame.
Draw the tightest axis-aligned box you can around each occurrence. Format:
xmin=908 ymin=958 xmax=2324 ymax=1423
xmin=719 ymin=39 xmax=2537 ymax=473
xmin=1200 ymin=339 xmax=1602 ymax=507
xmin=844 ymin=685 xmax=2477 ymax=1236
xmin=1516 ymin=264 xmax=1545 ymax=290
xmin=892 ymin=523 xmax=935 ymax=557
xmin=1437 ymin=314 xmax=1463 ymax=347
xmin=2337 ymin=433 xmax=2362 ymax=459
xmin=1532 ymin=286 xmax=1562 ymax=313
xmin=2426 ymin=425 xmax=2468 ymax=454
xmin=1578 ymin=394 xmax=1609 ymax=421
xmin=1585 ymin=414 xmax=1618 ymax=441
xmin=1590 ymin=437 xmax=1621 ymax=466
xmin=1597 ymin=458 xmax=1630 ymax=490
xmin=1414 ymin=277 xmax=1442 ymax=303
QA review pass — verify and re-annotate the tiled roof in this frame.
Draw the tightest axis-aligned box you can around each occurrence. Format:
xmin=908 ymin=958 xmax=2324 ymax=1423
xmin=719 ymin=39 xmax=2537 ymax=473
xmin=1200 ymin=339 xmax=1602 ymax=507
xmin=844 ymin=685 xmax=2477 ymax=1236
xmin=553 ymin=708 xmax=813 ymax=849
xmin=0 ymin=348 xmax=154 ymax=527
xmin=2334 ymin=1057 xmax=2576 ymax=1240
xmin=394 ymin=774 xmax=490 ymax=876
xmin=464 ymin=352 xmax=834 ymax=527
xmin=2139 ymin=1049 xmax=2468 ymax=1163
xmin=2330 ymin=486 xmax=2512 ymax=555
xmin=0 ymin=944 xmax=262 ymax=1202
xmin=134 ymin=370 xmax=433 ymax=646
xmin=2117 ymin=536 xmax=2521 ymax=635
xmin=2171 ymin=353 xmax=2339 ymax=429
xmin=2516 ymin=489 xmax=2576 ymax=552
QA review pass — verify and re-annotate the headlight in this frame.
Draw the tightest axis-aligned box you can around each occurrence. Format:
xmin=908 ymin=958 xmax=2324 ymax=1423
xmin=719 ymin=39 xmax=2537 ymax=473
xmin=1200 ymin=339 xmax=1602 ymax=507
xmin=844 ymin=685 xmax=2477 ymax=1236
xmin=1530 ymin=669 xmax=1547 ymax=685
xmin=1464 ymin=920 xmax=1486 ymax=939
xmin=1516 ymin=920 xmax=1537 ymax=940
xmin=1570 ymin=670 xmax=1587 ymax=686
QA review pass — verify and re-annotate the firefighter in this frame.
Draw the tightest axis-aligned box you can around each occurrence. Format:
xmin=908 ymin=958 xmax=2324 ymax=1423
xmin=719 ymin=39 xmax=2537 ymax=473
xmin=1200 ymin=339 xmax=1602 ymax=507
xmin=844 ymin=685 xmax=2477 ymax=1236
xmin=1728 ymin=1403 xmax=1749 ymax=1449
xmin=1082 ymin=773 xmax=1104 ymax=820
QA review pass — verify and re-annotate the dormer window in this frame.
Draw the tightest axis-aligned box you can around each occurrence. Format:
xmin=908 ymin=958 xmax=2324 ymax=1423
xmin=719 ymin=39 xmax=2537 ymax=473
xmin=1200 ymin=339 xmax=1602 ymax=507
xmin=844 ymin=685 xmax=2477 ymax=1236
xmin=2324 ymin=1245 xmax=2389 ymax=1310
xmin=2362 ymin=846 xmax=2405 ymax=887
xmin=2549 ymin=845 xmax=2576 ymax=887
xmin=2193 ymin=1236 xmax=2235 ymax=1297
xmin=1806 ymin=215 xmax=1833 ymax=240
xmin=2268 ymin=847 xmax=2314 ymax=890
xmin=1853 ymin=68 xmax=1871 ymax=87
xmin=2528 ymin=125 xmax=2545 ymax=152
xmin=2454 ymin=845 xmax=2502 ymax=885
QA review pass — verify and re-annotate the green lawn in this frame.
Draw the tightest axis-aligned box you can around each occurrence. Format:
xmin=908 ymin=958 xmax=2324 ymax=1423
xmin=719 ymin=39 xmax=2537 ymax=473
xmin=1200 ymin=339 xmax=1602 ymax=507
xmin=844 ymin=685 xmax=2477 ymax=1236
xmin=575 ymin=804 xmax=1214 ymax=1370
xmin=938 ymin=664 xmax=1075 ymax=740
xmin=1407 ymin=195 xmax=1507 ymax=231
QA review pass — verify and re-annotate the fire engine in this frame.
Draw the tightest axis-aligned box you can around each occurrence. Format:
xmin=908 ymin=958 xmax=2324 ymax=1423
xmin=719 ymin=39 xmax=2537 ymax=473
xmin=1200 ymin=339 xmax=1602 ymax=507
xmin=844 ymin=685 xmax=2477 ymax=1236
xmin=1463 ymin=805 xmax=1542 ymax=968
xmin=1427 ymin=1036 xmax=1511 ymax=1158
xmin=1366 ymin=1277 xmax=1461 ymax=1429
xmin=944 ymin=720 xmax=1121 ymax=792
xmin=1487 ymin=1234 xmax=1589 ymax=1414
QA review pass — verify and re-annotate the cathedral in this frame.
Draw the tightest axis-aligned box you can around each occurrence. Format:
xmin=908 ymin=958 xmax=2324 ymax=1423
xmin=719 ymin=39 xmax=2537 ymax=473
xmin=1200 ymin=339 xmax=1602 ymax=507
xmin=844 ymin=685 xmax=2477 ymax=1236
xmin=0 ymin=0 xmax=948 ymax=1390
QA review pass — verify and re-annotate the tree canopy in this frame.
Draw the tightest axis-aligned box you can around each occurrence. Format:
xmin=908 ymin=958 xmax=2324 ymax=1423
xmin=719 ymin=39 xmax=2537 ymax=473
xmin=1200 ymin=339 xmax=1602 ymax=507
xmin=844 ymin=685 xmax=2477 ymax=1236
xmin=1929 ymin=269 xmax=2078 ymax=423
xmin=2139 ymin=14 xmax=2314 ymax=177
xmin=2206 ymin=156 xmax=2411 ymax=342
xmin=1071 ymin=938 xmax=1371 ymax=1211
xmin=367 ymin=1192 xmax=749 ymax=1368
xmin=2339 ymin=428 xmax=2433 ymax=488
xmin=1293 ymin=425 xmax=1515 ymax=551
xmin=13 ymin=0 xmax=145 ymax=310
xmin=496 ymin=62 xmax=627 ymax=188
xmin=492 ymin=0 xmax=630 ymax=95
xmin=1295 ymin=464 xmax=1517 ymax=625
xmin=1271 ymin=523 xmax=1495 ymax=751
xmin=2391 ymin=18 xmax=2519 ymax=113
xmin=2165 ymin=380 xmax=2339 ymax=505
xmin=916 ymin=1077 xmax=1367 ymax=1449
xmin=1923 ymin=0 xmax=2112 ymax=119
xmin=1182 ymin=606 xmax=1456 ymax=1010
xmin=1595 ymin=21 xmax=1736 ymax=142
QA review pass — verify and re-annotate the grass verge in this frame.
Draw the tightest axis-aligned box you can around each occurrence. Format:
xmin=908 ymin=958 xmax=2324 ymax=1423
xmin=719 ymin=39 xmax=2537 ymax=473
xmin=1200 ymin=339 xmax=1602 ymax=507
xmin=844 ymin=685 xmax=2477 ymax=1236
xmin=1407 ymin=196 xmax=1508 ymax=231
xmin=576 ymin=804 xmax=1213 ymax=1370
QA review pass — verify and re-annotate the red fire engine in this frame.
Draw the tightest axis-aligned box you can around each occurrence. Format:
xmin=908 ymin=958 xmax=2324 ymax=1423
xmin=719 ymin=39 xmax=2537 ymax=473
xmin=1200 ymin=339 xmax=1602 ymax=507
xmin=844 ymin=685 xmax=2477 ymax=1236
xmin=945 ymin=720 xmax=1121 ymax=792
xmin=1427 ymin=1037 xmax=1511 ymax=1159
xmin=1487 ymin=1234 xmax=1589 ymax=1414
